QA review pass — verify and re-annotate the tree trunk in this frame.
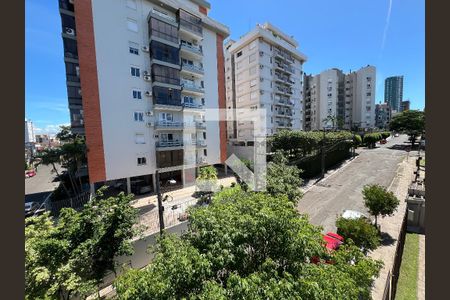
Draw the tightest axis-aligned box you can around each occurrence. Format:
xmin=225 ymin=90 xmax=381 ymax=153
xmin=52 ymin=163 xmax=71 ymax=198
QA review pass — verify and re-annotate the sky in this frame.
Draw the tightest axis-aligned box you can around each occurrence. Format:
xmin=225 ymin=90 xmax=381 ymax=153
xmin=25 ymin=0 xmax=425 ymax=135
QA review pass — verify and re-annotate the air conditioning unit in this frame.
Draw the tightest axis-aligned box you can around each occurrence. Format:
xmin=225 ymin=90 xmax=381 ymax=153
xmin=141 ymin=46 xmax=150 ymax=52
xmin=260 ymin=90 xmax=265 ymax=95
xmin=259 ymin=64 xmax=264 ymax=69
xmin=65 ymin=27 xmax=75 ymax=36
xmin=146 ymin=111 xmax=154 ymax=116
xmin=143 ymin=75 xmax=151 ymax=81
xmin=145 ymin=91 xmax=152 ymax=97
xmin=259 ymin=51 xmax=264 ymax=56
xmin=146 ymin=122 xmax=154 ymax=127
xmin=143 ymin=70 xmax=149 ymax=76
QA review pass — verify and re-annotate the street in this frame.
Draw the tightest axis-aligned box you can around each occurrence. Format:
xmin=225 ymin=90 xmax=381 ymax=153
xmin=25 ymin=164 xmax=62 ymax=204
xmin=297 ymin=134 xmax=410 ymax=232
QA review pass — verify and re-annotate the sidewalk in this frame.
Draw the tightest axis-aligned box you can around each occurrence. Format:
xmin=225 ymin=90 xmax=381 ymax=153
xmin=370 ymin=153 xmax=416 ymax=299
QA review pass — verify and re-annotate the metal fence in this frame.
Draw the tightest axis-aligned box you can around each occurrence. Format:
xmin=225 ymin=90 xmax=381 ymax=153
xmin=49 ymin=191 xmax=91 ymax=216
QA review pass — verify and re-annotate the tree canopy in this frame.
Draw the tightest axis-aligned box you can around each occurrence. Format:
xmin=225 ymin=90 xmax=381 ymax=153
xmin=115 ymin=187 xmax=383 ymax=299
xmin=389 ymin=110 xmax=425 ymax=146
xmin=25 ymin=188 xmax=140 ymax=300
xmin=362 ymin=184 xmax=400 ymax=226
xmin=336 ymin=217 xmax=381 ymax=253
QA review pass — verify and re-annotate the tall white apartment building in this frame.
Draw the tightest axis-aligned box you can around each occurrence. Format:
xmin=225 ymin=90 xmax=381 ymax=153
xmin=25 ymin=118 xmax=35 ymax=144
xmin=303 ymin=65 xmax=376 ymax=130
xmin=224 ymin=22 xmax=307 ymax=146
xmin=58 ymin=0 xmax=229 ymax=192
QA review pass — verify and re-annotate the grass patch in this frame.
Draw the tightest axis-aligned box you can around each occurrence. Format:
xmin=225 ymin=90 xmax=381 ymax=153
xmin=395 ymin=233 xmax=420 ymax=300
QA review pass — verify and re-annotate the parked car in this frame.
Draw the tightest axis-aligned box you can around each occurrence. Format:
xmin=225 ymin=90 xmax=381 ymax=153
xmin=394 ymin=133 xmax=399 ymax=137
xmin=311 ymin=232 xmax=344 ymax=264
xmin=25 ymin=170 xmax=36 ymax=178
xmin=25 ymin=202 xmax=40 ymax=217
xmin=341 ymin=209 xmax=375 ymax=225
xmin=379 ymin=139 xmax=387 ymax=144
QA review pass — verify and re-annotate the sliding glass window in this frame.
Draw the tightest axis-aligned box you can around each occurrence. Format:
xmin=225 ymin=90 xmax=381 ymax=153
xmin=150 ymin=41 xmax=179 ymax=65
xmin=153 ymin=86 xmax=182 ymax=106
xmin=149 ymin=18 xmax=178 ymax=44
xmin=152 ymin=64 xmax=180 ymax=86
xmin=178 ymin=9 xmax=202 ymax=35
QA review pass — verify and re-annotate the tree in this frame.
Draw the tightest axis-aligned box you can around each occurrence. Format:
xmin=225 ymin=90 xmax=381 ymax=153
xmin=336 ymin=217 xmax=380 ymax=253
xmin=353 ymin=134 xmax=362 ymax=147
xmin=266 ymin=151 xmax=303 ymax=202
xmin=362 ymin=184 xmax=400 ymax=227
xmin=115 ymin=187 xmax=382 ymax=299
xmin=25 ymin=187 xmax=140 ymax=299
xmin=389 ymin=110 xmax=425 ymax=148
xmin=37 ymin=148 xmax=71 ymax=198
xmin=195 ymin=166 xmax=219 ymax=201
xmin=363 ymin=133 xmax=382 ymax=149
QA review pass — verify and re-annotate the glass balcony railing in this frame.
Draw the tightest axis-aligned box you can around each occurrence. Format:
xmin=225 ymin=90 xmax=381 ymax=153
xmin=181 ymin=82 xmax=204 ymax=93
xmin=150 ymin=9 xmax=177 ymax=23
xmin=156 ymin=140 xmax=183 ymax=148
xmin=155 ymin=121 xmax=184 ymax=128
xmin=180 ymin=43 xmax=203 ymax=56
xmin=183 ymin=102 xmax=203 ymax=109
xmin=182 ymin=63 xmax=204 ymax=74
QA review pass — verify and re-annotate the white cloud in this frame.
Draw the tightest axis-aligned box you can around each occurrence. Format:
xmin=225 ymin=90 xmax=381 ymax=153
xmin=34 ymin=123 xmax=70 ymax=137
xmin=379 ymin=0 xmax=393 ymax=59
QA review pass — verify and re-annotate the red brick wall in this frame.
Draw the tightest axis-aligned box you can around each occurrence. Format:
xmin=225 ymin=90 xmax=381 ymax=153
xmin=199 ymin=6 xmax=208 ymax=15
xmin=74 ymin=0 xmax=106 ymax=184
xmin=216 ymin=33 xmax=227 ymax=163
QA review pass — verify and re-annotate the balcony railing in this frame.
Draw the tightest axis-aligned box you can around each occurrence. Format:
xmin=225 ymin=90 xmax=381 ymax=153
xmin=181 ymin=63 xmax=204 ymax=75
xmin=180 ymin=43 xmax=203 ymax=56
xmin=155 ymin=121 xmax=184 ymax=129
xmin=156 ymin=140 xmax=183 ymax=148
xmin=195 ymin=121 xmax=206 ymax=129
xmin=192 ymin=140 xmax=207 ymax=147
xmin=150 ymin=8 xmax=177 ymax=23
xmin=181 ymin=82 xmax=204 ymax=93
xmin=183 ymin=102 xmax=204 ymax=109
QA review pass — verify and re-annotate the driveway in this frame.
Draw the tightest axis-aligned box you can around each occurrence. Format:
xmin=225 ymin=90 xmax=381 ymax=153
xmin=297 ymin=134 xmax=410 ymax=232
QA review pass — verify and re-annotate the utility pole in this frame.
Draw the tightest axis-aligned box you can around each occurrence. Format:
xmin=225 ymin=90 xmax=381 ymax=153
xmin=321 ymin=129 xmax=326 ymax=179
xmin=155 ymin=170 xmax=165 ymax=235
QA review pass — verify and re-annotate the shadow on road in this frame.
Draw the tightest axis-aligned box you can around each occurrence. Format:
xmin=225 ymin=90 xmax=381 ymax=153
xmin=380 ymin=231 xmax=397 ymax=246
xmin=25 ymin=191 xmax=51 ymax=204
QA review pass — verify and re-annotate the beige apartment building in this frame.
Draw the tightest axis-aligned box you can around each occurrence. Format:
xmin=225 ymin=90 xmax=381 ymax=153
xmin=224 ymin=22 xmax=307 ymax=147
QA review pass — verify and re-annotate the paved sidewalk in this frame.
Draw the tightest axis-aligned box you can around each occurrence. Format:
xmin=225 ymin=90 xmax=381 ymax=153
xmin=370 ymin=154 xmax=416 ymax=300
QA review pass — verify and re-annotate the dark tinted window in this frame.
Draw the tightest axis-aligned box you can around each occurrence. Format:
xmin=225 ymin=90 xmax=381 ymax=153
xmin=149 ymin=18 xmax=178 ymax=44
xmin=150 ymin=41 xmax=179 ymax=65
xmin=151 ymin=64 xmax=180 ymax=85
xmin=153 ymin=86 xmax=181 ymax=106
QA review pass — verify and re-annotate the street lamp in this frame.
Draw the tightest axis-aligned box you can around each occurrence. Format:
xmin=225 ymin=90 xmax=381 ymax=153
xmin=154 ymin=170 xmax=176 ymax=236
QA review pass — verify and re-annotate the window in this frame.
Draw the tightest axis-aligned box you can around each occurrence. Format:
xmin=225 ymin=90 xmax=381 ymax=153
xmin=137 ymin=157 xmax=147 ymax=165
xmin=149 ymin=18 xmax=178 ymax=44
xmin=249 ymin=53 xmax=256 ymax=63
xmin=127 ymin=18 xmax=138 ymax=32
xmin=250 ymin=79 xmax=257 ymax=87
xmin=153 ymin=86 xmax=182 ymax=106
xmin=204 ymin=149 xmax=207 ymax=156
xmin=249 ymin=66 xmax=256 ymax=75
xmin=126 ymin=0 xmax=137 ymax=10
xmin=366 ymin=92 xmax=371 ymax=96
xmin=178 ymin=9 xmax=202 ymax=35
xmin=130 ymin=66 xmax=140 ymax=77
xmin=151 ymin=64 xmax=180 ymax=85
xmin=367 ymin=77 xmax=372 ymax=82
xmin=135 ymin=134 xmax=145 ymax=144
xmin=132 ymin=89 xmax=142 ymax=99
xmin=129 ymin=42 xmax=139 ymax=55
xmin=236 ymin=51 xmax=242 ymax=57
xmin=134 ymin=111 xmax=144 ymax=122
xmin=150 ymin=40 xmax=179 ymax=65
xmin=160 ymin=112 xmax=173 ymax=121
xmin=203 ymin=132 xmax=206 ymax=139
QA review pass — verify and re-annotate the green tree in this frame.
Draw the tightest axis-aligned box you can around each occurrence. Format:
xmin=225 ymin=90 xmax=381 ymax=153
xmin=389 ymin=110 xmax=425 ymax=148
xmin=266 ymin=151 xmax=303 ymax=202
xmin=363 ymin=133 xmax=382 ymax=149
xmin=25 ymin=187 xmax=140 ymax=299
xmin=353 ymin=134 xmax=362 ymax=147
xmin=362 ymin=184 xmax=400 ymax=227
xmin=115 ymin=187 xmax=382 ymax=299
xmin=37 ymin=148 xmax=71 ymax=198
xmin=336 ymin=217 xmax=380 ymax=252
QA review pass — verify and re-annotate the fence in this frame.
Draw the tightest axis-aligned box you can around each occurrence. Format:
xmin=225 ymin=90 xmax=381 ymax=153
xmin=49 ymin=190 xmax=91 ymax=217
xmin=381 ymin=207 xmax=408 ymax=300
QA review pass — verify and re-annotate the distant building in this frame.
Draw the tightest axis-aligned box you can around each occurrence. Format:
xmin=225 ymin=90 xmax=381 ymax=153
xmin=303 ymin=65 xmax=376 ymax=130
xmin=25 ymin=119 xmax=35 ymax=143
xmin=375 ymin=103 xmax=391 ymax=129
xmin=384 ymin=76 xmax=403 ymax=112
xmin=401 ymin=100 xmax=410 ymax=112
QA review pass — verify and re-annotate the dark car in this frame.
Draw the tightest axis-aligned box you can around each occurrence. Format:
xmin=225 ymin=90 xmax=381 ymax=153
xmin=25 ymin=202 xmax=40 ymax=217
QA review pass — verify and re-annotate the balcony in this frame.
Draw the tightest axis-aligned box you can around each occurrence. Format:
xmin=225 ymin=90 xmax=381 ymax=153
xmin=192 ymin=140 xmax=207 ymax=147
xmin=149 ymin=8 xmax=177 ymax=25
xmin=181 ymin=63 xmax=204 ymax=77
xmin=156 ymin=140 xmax=183 ymax=150
xmin=275 ymin=98 xmax=293 ymax=107
xmin=275 ymin=85 xmax=293 ymax=96
xmin=183 ymin=102 xmax=204 ymax=111
xmin=180 ymin=43 xmax=203 ymax=58
xmin=274 ymin=62 xmax=295 ymax=74
xmin=195 ymin=121 xmax=207 ymax=129
xmin=273 ymin=49 xmax=295 ymax=63
xmin=154 ymin=121 xmax=184 ymax=130
xmin=181 ymin=82 xmax=204 ymax=95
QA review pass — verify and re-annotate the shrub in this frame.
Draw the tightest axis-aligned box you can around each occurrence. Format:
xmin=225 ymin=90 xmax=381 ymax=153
xmin=353 ymin=134 xmax=362 ymax=147
xmin=336 ymin=217 xmax=380 ymax=252
xmin=363 ymin=133 xmax=382 ymax=148
xmin=381 ymin=132 xmax=391 ymax=139
xmin=363 ymin=184 xmax=400 ymax=227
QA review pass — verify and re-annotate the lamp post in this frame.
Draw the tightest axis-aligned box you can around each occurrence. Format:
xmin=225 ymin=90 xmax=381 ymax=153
xmin=321 ymin=129 xmax=326 ymax=179
xmin=155 ymin=170 xmax=164 ymax=235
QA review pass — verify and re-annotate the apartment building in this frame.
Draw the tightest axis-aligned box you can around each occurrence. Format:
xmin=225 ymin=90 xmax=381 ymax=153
xmin=303 ymin=65 xmax=376 ymax=130
xmin=25 ymin=118 xmax=35 ymax=144
xmin=375 ymin=103 xmax=392 ymax=129
xmin=385 ymin=75 xmax=404 ymax=113
xmin=58 ymin=0 xmax=229 ymax=192
xmin=224 ymin=22 xmax=307 ymax=146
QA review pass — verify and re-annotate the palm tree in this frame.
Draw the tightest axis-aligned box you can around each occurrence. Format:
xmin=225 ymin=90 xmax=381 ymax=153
xmin=38 ymin=148 xmax=71 ymax=198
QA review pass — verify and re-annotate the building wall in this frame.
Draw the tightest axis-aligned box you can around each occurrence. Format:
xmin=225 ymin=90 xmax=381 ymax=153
xmin=25 ymin=119 xmax=35 ymax=143
xmin=353 ymin=66 xmax=376 ymax=129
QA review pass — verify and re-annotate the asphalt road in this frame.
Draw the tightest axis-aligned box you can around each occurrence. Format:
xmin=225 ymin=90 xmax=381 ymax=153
xmin=25 ymin=164 xmax=62 ymax=204
xmin=297 ymin=134 xmax=410 ymax=232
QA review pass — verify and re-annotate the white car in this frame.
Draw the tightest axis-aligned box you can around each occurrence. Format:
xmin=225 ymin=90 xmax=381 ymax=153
xmin=394 ymin=133 xmax=399 ymax=137
xmin=341 ymin=209 xmax=375 ymax=225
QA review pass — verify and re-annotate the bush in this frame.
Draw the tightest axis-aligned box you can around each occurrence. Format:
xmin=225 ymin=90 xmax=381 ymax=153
xmin=363 ymin=184 xmax=400 ymax=227
xmin=363 ymin=133 xmax=382 ymax=148
xmin=353 ymin=134 xmax=362 ymax=147
xmin=381 ymin=132 xmax=391 ymax=139
xmin=336 ymin=217 xmax=380 ymax=252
